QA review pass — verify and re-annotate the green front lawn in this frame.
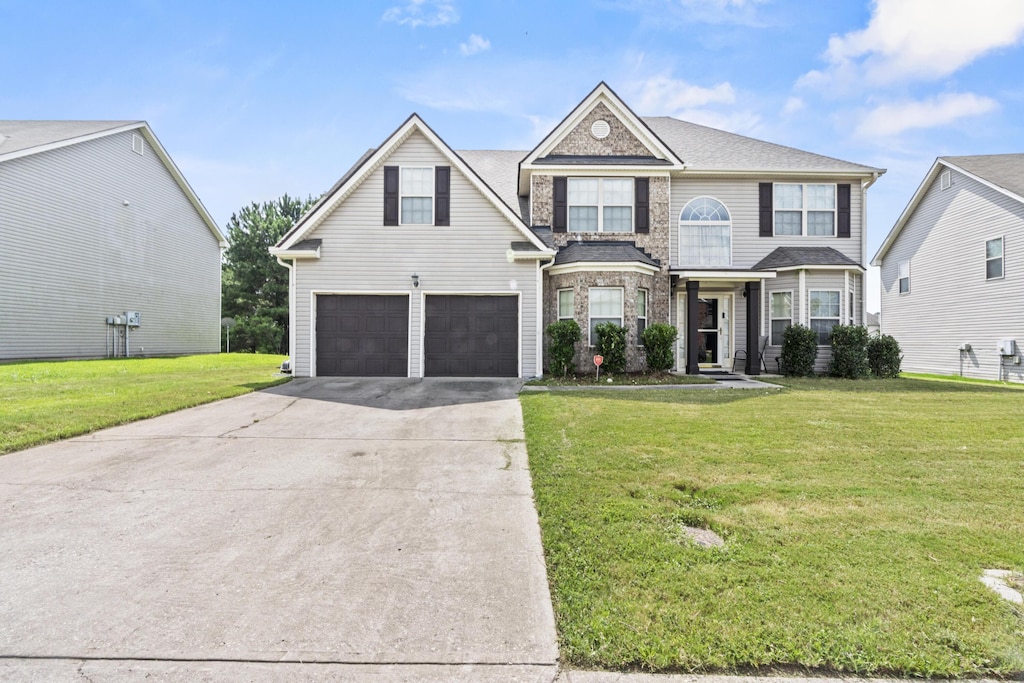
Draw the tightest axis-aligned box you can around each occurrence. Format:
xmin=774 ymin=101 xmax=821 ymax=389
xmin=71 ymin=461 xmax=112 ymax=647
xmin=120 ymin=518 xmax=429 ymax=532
xmin=521 ymin=377 xmax=1024 ymax=677
xmin=0 ymin=354 xmax=288 ymax=455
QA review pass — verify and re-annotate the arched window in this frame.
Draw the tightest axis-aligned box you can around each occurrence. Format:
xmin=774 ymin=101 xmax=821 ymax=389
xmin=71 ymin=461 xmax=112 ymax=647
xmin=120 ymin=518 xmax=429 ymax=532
xmin=679 ymin=197 xmax=731 ymax=267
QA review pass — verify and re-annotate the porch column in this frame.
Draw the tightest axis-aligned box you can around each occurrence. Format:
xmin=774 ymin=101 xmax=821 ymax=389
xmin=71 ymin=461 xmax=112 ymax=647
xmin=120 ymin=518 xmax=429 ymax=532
xmin=686 ymin=280 xmax=700 ymax=375
xmin=745 ymin=280 xmax=761 ymax=375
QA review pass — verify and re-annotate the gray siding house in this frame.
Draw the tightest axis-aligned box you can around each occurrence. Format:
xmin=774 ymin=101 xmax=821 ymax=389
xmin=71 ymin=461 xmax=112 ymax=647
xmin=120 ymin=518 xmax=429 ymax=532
xmin=0 ymin=121 xmax=226 ymax=361
xmin=273 ymin=83 xmax=883 ymax=378
xmin=872 ymin=155 xmax=1024 ymax=382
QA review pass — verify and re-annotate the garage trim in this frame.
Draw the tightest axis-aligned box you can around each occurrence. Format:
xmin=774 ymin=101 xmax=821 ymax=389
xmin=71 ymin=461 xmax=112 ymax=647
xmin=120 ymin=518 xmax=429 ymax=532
xmin=310 ymin=290 xmax=412 ymax=378
xmin=417 ymin=291 xmax=522 ymax=378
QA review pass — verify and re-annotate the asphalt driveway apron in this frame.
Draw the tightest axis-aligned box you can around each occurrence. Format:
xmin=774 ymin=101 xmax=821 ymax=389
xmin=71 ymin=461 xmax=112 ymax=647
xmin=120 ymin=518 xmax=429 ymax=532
xmin=0 ymin=378 xmax=557 ymax=681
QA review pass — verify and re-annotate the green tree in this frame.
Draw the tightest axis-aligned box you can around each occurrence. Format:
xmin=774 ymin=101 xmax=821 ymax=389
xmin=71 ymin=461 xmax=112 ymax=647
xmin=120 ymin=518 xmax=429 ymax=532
xmin=221 ymin=194 xmax=319 ymax=353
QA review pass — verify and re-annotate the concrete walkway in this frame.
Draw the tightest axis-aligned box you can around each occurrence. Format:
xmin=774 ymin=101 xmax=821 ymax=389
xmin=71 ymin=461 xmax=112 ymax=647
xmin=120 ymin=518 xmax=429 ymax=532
xmin=0 ymin=378 xmax=558 ymax=682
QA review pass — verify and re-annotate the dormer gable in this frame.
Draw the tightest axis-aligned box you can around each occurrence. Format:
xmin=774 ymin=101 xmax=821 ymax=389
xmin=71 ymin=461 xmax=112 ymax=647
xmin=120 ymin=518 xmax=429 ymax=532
xmin=518 ymin=82 xmax=684 ymax=195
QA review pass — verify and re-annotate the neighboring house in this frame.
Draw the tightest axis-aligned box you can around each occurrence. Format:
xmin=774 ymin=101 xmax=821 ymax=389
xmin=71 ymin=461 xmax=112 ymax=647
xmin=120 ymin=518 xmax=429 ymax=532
xmin=872 ymin=154 xmax=1024 ymax=382
xmin=272 ymin=83 xmax=883 ymax=378
xmin=866 ymin=311 xmax=881 ymax=337
xmin=0 ymin=121 xmax=226 ymax=361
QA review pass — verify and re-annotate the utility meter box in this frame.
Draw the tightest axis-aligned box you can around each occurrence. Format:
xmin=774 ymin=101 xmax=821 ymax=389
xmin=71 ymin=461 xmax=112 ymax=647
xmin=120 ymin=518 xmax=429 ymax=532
xmin=125 ymin=311 xmax=141 ymax=327
xmin=959 ymin=343 xmax=972 ymax=352
xmin=1000 ymin=339 xmax=1016 ymax=356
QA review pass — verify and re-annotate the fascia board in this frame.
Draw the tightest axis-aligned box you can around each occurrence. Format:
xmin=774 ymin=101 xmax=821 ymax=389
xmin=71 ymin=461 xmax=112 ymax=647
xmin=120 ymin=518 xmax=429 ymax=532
xmin=870 ymin=159 xmax=943 ymax=266
xmin=772 ymin=264 xmax=865 ymax=273
xmin=547 ymin=261 xmax=660 ymax=276
xmin=0 ymin=121 xmax=145 ymax=164
xmin=670 ymin=270 xmax=777 ymax=279
xmin=269 ymin=246 xmax=320 ymax=259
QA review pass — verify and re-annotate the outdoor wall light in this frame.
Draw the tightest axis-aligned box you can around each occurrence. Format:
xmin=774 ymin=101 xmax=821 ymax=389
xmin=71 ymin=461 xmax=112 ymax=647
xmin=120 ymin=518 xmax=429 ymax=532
xmin=411 ymin=273 xmax=420 ymax=288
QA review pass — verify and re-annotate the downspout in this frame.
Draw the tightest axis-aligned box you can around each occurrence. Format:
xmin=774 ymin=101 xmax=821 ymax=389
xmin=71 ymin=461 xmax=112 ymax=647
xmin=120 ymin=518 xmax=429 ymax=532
xmin=861 ymin=171 xmax=878 ymax=326
xmin=538 ymin=256 xmax=556 ymax=378
xmin=276 ymin=256 xmax=296 ymax=369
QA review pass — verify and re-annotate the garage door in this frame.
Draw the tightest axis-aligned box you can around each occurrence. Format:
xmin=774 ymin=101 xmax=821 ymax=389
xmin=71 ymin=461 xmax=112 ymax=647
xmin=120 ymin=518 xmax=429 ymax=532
xmin=424 ymin=295 xmax=518 ymax=377
xmin=316 ymin=295 xmax=408 ymax=377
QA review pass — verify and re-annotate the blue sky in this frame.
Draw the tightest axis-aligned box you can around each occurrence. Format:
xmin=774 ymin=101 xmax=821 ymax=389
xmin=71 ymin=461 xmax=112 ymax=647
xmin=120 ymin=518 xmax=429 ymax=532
xmin=4 ymin=0 xmax=1024 ymax=311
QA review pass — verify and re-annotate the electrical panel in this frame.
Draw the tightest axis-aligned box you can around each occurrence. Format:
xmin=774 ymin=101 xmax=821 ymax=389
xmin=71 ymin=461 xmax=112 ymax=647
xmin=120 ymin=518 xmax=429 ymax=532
xmin=125 ymin=311 xmax=141 ymax=327
xmin=1000 ymin=339 xmax=1016 ymax=356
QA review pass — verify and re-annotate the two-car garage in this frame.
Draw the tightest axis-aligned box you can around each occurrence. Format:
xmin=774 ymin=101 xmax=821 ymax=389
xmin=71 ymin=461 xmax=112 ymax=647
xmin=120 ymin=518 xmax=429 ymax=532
xmin=315 ymin=294 xmax=519 ymax=378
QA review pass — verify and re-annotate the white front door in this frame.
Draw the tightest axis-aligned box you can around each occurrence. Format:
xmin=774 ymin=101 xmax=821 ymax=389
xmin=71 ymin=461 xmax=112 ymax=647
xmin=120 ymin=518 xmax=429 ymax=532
xmin=698 ymin=295 xmax=731 ymax=369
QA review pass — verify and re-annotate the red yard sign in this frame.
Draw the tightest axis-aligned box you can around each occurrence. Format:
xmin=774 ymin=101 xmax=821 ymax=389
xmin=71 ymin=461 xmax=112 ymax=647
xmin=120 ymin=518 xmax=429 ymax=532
xmin=593 ymin=355 xmax=604 ymax=366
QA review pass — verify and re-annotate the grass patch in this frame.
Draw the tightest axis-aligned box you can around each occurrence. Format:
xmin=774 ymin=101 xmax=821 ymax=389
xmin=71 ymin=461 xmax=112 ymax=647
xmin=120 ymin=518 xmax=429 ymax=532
xmin=527 ymin=371 xmax=715 ymax=386
xmin=521 ymin=377 xmax=1024 ymax=676
xmin=0 ymin=354 xmax=288 ymax=455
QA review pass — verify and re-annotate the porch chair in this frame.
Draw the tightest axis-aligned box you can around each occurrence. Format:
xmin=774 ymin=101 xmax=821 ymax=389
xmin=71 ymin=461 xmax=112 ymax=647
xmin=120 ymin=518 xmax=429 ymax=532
xmin=733 ymin=335 xmax=770 ymax=373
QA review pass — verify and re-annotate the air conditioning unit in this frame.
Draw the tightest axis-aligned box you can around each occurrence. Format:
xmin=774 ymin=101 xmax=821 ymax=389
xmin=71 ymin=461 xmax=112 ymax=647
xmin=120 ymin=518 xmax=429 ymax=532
xmin=125 ymin=311 xmax=141 ymax=327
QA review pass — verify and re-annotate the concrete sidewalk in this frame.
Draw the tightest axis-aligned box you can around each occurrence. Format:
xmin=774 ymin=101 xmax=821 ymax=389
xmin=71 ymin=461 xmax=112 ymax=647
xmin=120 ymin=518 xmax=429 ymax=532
xmin=0 ymin=378 xmax=558 ymax=682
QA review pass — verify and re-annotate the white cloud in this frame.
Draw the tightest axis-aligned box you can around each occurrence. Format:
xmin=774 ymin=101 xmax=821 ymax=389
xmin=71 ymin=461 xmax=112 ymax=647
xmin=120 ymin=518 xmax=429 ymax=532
xmin=854 ymin=92 xmax=999 ymax=138
xmin=802 ymin=0 xmax=1024 ymax=89
xmin=627 ymin=74 xmax=736 ymax=114
xmin=782 ymin=96 xmax=804 ymax=114
xmin=382 ymin=0 xmax=458 ymax=28
xmin=610 ymin=0 xmax=768 ymax=26
xmin=459 ymin=34 xmax=490 ymax=56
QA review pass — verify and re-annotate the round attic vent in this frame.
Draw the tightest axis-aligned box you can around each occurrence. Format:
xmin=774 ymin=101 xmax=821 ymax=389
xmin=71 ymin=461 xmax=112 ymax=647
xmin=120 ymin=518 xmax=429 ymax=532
xmin=590 ymin=119 xmax=610 ymax=139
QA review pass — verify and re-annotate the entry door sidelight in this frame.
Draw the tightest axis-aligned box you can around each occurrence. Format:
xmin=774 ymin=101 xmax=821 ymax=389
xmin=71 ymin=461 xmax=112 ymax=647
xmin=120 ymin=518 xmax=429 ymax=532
xmin=697 ymin=298 xmax=718 ymax=364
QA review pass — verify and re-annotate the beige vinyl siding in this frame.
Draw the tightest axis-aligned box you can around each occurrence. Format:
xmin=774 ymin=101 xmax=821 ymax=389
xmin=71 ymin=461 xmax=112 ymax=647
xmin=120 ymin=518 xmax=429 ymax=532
xmin=0 ymin=131 xmax=222 ymax=360
xmin=879 ymin=168 xmax=1024 ymax=382
xmin=292 ymin=131 xmax=540 ymax=377
xmin=669 ymin=177 xmax=864 ymax=268
xmin=761 ymin=270 xmax=853 ymax=373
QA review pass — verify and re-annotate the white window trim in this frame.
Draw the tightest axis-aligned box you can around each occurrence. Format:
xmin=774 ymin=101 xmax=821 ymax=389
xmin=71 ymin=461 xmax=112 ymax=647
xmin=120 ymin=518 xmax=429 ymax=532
xmin=399 ymin=165 xmax=434 ymax=226
xmin=898 ymin=259 xmax=911 ymax=294
xmin=678 ymin=196 xmax=733 ymax=267
xmin=568 ymin=177 xmax=634 ymax=233
xmin=637 ymin=288 xmax=648 ymax=346
xmin=588 ymin=286 xmax=624 ymax=347
xmin=940 ymin=169 xmax=951 ymax=191
xmin=985 ymin=236 xmax=1004 ymax=281
xmin=557 ymin=288 xmax=574 ymax=320
xmin=774 ymin=182 xmax=837 ymax=237
xmin=808 ymin=289 xmax=842 ymax=346
xmin=769 ymin=290 xmax=793 ymax=347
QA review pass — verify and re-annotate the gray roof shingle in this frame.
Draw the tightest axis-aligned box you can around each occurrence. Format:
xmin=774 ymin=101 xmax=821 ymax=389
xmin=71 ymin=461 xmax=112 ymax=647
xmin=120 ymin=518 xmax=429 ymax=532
xmin=642 ymin=117 xmax=881 ymax=174
xmin=534 ymin=154 xmax=672 ymax=166
xmin=0 ymin=120 xmax=139 ymax=158
xmin=752 ymin=247 xmax=860 ymax=270
xmin=554 ymin=240 xmax=659 ymax=267
xmin=943 ymin=154 xmax=1024 ymax=200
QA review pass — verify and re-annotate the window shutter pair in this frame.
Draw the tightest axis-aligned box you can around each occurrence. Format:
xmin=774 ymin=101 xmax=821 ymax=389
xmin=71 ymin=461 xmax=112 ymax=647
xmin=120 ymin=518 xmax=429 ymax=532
xmin=551 ymin=176 xmax=649 ymax=233
xmin=757 ymin=182 xmax=852 ymax=237
xmin=382 ymin=165 xmax=450 ymax=226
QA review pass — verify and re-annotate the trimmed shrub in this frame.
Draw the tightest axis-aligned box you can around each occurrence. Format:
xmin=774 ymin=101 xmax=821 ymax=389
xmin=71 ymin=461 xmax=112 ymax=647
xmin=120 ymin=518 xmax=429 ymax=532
xmin=594 ymin=322 xmax=628 ymax=374
xmin=641 ymin=323 xmax=678 ymax=372
xmin=229 ymin=315 xmax=285 ymax=354
xmin=867 ymin=333 xmax=903 ymax=378
xmin=780 ymin=324 xmax=818 ymax=377
xmin=829 ymin=325 xmax=871 ymax=379
xmin=546 ymin=319 xmax=581 ymax=377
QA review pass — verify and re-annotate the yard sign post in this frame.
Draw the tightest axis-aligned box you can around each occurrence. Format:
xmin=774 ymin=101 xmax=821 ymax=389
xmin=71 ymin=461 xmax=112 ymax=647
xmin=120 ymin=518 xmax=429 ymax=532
xmin=594 ymin=354 xmax=603 ymax=381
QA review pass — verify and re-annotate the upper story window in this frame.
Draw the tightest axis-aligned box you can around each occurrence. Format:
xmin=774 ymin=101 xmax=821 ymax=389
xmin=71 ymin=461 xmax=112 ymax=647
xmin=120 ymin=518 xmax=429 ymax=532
xmin=986 ymin=237 xmax=1004 ymax=280
xmin=401 ymin=167 xmax=434 ymax=224
xmin=568 ymin=178 xmax=632 ymax=233
xmin=679 ymin=197 xmax=731 ymax=267
xmin=774 ymin=183 xmax=835 ymax=236
xmin=898 ymin=260 xmax=910 ymax=293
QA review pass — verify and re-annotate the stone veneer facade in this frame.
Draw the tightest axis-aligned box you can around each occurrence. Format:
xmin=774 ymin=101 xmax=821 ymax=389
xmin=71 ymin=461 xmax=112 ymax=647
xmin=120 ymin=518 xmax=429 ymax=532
xmin=550 ymin=102 xmax=652 ymax=157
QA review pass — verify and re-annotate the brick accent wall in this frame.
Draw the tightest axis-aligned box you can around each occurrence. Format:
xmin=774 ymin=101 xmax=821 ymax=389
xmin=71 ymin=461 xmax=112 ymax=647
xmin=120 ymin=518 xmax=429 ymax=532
xmin=550 ymin=102 xmax=651 ymax=157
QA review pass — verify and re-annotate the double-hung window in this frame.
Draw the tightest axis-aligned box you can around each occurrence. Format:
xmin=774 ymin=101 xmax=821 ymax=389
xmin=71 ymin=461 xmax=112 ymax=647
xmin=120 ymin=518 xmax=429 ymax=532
xmin=898 ymin=260 xmax=910 ymax=293
xmin=588 ymin=287 xmax=623 ymax=346
xmin=568 ymin=178 xmax=632 ymax=233
xmin=809 ymin=290 xmax=840 ymax=345
xmin=770 ymin=292 xmax=792 ymax=346
xmin=557 ymin=289 xmax=574 ymax=320
xmin=636 ymin=289 xmax=648 ymax=344
xmin=986 ymin=237 xmax=1004 ymax=280
xmin=401 ymin=167 xmax=433 ymax=224
xmin=775 ymin=183 xmax=835 ymax=236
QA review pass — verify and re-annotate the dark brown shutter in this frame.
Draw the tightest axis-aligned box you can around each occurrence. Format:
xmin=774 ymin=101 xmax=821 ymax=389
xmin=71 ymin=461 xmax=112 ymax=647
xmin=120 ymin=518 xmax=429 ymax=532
xmin=837 ymin=183 xmax=851 ymax=238
xmin=758 ymin=182 xmax=773 ymax=237
xmin=383 ymin=166 xmax=399 ymax=226
xmin=634 ymin=177 xmax=649 ymax=234
xmin=435 ymin=166 xmax=450 ymax=226
xmin=553 ymin=176 xmax=567 ymax=233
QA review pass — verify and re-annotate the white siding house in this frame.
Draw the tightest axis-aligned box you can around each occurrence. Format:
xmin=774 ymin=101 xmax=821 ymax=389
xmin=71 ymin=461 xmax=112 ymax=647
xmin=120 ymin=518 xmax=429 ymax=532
xmin=0 ymin=121 xmax=225 ymax=360
xmin=872 ymin=155 xmax=1024 ymax=382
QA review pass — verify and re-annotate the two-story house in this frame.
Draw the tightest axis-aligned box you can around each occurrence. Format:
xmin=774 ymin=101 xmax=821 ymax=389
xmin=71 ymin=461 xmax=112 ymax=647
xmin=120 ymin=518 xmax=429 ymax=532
xmin=272 ymin=83 xmax=883 ymax=378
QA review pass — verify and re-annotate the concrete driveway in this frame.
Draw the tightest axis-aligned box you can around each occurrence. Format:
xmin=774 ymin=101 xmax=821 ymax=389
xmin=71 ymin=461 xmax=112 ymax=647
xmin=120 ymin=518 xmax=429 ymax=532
xmin=0 ymin=378 xmax=558 ymax=682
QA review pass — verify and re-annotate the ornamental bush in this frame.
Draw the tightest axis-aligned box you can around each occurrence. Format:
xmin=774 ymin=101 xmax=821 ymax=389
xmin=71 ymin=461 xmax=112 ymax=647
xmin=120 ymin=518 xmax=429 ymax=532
xmin=828 ymin=325 xmax=871 ymax=379
xmin=780 ymin=324 xmax=818 ymax=377
xmin=546 ymin=319 xmax=581 ymax=377
xmin=641 ymin=323 xmax=678 ymax=372
xmin=594 ymin=322 xmax=628 ymax=374
xmin=867 ymin=333 xmax=903 ymax=378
